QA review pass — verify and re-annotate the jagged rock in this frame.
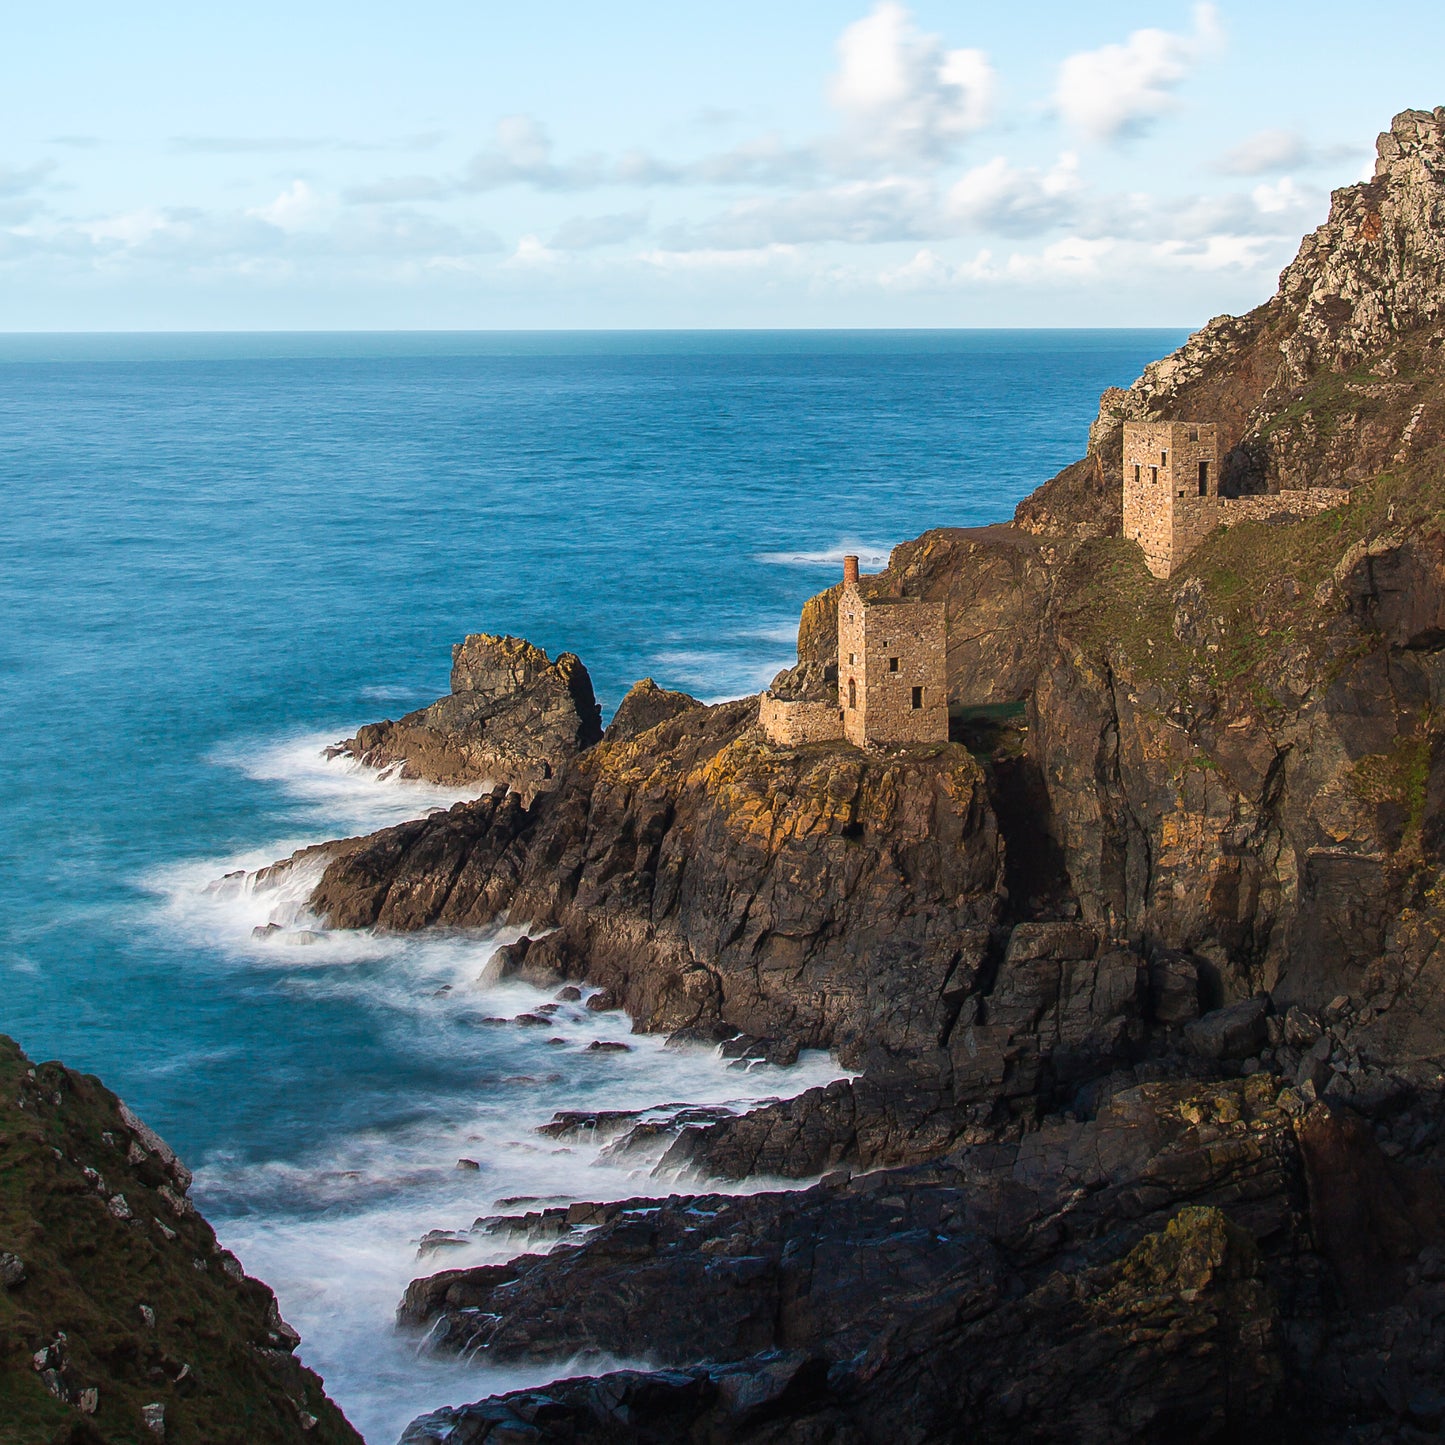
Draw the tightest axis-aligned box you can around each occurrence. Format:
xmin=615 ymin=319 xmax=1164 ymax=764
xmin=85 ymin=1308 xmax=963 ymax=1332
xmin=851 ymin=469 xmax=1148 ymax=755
xmin=603 ymin=677 xmax=700 ymax=743
xmin=1185 ymin=997 xmax=1271 ymax=1061
xmin=327 ymin=633 xmax=603 ymax=803
xmin=300 ymin=705 xmax=1003 ymax=1068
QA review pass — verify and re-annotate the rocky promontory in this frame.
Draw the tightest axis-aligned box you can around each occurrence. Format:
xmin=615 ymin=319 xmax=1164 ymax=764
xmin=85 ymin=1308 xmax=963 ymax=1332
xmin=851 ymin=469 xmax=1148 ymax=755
xmin=327 ymin=633 xmax=603 ymax=803
xmin=0 ymin=1035 xmax=360 ymax=1445
xmin=257 ymin=107 xmax=1445 ymax=1442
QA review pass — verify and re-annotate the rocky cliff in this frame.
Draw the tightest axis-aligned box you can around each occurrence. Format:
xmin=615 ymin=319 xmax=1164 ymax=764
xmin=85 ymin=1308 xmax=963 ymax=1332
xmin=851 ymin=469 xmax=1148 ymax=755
xmin=256 ymin=107 xmax=1445 ymax=1444
xmin=0 ymin=1035 xmax=359 ymax=1445
xmin=327 ymin=633 xmax=602 ymax=803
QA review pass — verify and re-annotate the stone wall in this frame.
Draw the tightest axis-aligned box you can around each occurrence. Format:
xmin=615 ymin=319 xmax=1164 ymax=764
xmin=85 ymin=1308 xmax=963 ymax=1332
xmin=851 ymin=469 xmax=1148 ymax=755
xmin=1224 ymin=488 xmax=1351 ymax=524
xmin=839 ymin=581 xmax=868 ymax=745
xmin=856 ymin=597 xmax=949 ymax=746
xmin=758 ymin=693 xmax=844 ymax=747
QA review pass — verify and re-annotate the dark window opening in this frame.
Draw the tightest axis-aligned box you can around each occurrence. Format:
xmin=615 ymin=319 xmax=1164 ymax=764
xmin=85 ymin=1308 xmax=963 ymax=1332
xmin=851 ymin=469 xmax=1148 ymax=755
xmin=1150 ymin=465 xmax=1158 ymax=485
xmin=1197 ymin=460 xmax=1209 ymax=496
xmin=1189 ymin=426 xmax=1199 ymax=441
xmin=911 ymin=686 xmax=923 ymax=709
xmin=1133 ymin=464 xmax=1141 ymax=484
xmin=1161 ymin=450 xmax=1168 ymax=466
xmin=848 ymin=678 xmax=857 ymax=709
xmin=888 ymin=657 xmax=899 ymax=672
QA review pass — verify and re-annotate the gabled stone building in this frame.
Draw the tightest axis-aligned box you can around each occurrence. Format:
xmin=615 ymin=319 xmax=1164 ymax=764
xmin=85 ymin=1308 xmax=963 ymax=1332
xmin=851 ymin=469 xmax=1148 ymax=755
xmin=759 ymin=555 xmax=949 ymax=748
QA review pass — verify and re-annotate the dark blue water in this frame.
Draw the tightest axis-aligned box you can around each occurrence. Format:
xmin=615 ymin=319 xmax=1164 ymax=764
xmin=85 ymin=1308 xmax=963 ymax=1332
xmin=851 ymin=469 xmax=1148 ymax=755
xmin=0 ymin=329 xmax=1183 ymax=1439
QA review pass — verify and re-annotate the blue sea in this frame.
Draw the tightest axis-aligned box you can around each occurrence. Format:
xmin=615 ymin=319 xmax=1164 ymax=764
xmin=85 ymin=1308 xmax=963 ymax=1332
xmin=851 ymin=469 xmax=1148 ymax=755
xmin=0 ymin=329 xmax=1184 ymax=1441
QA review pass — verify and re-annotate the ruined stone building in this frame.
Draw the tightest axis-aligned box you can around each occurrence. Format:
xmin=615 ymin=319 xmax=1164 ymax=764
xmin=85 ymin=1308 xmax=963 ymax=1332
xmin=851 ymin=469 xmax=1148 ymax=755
xmin=759 ymin=555 xmax=949 ymax=748
xmin=1123 ymin=420 xmax=1350 ymax=579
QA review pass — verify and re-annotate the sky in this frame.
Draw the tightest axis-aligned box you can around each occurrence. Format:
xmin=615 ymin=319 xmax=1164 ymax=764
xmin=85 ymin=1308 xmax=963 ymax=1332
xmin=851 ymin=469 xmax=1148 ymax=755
xmin=2 ymin=1 xmax=1442 ymax=330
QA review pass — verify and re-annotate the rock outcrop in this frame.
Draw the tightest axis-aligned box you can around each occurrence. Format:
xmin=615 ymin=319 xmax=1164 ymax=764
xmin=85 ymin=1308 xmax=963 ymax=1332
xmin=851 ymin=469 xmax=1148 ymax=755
xmin=298 ymin=700 xmax=1002 ymax=1067
xmin=400 ymin=1076 xmax=1445 ymax=1443
xmin=0 ymin=1035 xmax=359 ymax=1445
xmin=327 ymin=633 xmax=602 ymax=803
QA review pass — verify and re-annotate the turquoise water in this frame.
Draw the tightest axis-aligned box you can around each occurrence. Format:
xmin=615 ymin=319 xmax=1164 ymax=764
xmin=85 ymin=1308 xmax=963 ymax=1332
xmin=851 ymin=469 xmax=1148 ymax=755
xmin=0 ymin=329 xmax=1184 ymax=1439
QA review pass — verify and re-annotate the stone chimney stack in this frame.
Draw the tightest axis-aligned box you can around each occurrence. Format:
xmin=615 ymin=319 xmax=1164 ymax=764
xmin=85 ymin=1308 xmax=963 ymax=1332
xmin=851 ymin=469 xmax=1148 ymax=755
xmin=843 ymin=555 xmax=860 ymax=587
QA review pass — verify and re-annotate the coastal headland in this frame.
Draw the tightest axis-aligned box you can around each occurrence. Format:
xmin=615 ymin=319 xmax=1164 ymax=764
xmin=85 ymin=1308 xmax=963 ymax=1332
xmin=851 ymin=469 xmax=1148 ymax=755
xmin=6 ymin=105 xmax=1445 ymax=1443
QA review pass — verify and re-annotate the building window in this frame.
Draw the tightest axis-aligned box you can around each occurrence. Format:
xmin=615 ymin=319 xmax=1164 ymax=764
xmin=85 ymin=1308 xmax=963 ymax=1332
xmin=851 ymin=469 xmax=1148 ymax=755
xmin=888 ymin=657 xmax=899 ymax=672
xmin=911 ymin=686 xmax=923 ymax=709
xmin=1133 ymin=464 xmax=1141 ymax=484
xmin=1160 ymin=451 xmax=1168 ymax=466
xmin=848 ymin=652 xmax=856 ymax=665
xmin=1197 ymin=460 xmax=1209 ymax=496
xmin=1189 ymin=426 xmax=1199 ymax=441
xmin=848 ymin=678 xmax=857 ymax=709
xmin=1150 ymin=466 xmax=1158 ymax=485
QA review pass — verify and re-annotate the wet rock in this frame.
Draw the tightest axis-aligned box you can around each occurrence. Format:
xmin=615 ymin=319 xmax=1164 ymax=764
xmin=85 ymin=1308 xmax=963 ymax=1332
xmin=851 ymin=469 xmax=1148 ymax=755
xmin=0 ymin=1251 xmax=25 ymax=1288
xmin=584 ymin=1040 xmax=632 ymax=1054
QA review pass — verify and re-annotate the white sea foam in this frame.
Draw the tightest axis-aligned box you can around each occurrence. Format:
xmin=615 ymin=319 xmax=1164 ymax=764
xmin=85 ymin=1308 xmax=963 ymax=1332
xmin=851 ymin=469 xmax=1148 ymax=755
xmin=213 ymin=730 xmax=494 ymax=834
xmin=755 ymin=540 xmax=895 ymax=571
xmin=147 ymin=729 xmax=850 ymax=1442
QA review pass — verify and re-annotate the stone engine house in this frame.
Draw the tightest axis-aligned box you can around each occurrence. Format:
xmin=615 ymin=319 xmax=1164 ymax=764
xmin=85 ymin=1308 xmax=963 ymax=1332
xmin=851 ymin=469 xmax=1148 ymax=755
xmin=1122 ymin=420 xmax=1221 ymax=579
xmin=759 ymin=555 xmax=949 ymax=749
xmin=1123 ymin=420 xmax=1350 ymax=579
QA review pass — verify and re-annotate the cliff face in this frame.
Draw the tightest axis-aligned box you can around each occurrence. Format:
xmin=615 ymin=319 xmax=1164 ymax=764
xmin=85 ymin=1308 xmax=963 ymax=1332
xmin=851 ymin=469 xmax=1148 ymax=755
xmin=304 ymin=699 xmax=1002 ymax=1069
xmin=785 ymin=108 xmax=1445 ymax=1075
xmin=248 ymin=106 xmax=1445 ymax=1445
xmin=0 ymin=1036 xmax=359 ymax=1445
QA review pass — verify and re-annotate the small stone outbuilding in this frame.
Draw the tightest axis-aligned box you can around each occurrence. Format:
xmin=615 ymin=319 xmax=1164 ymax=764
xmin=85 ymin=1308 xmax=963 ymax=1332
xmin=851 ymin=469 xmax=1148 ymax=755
xmin=760 ymin=556 xmax=949 ymax=748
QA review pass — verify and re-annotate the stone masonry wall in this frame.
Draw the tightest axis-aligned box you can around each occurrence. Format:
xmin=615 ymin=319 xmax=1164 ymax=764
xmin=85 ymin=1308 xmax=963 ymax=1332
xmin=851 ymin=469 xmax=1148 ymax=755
xmin=758 ymin=694 xmax=844 ymax=747
xmin=1225 ymin=488 xmax=1351 ymax=524
xmin=839 ymin=581 xmax=868 ymax=746
xmin=1124 ymin=420 xmax=1220 ymax=577
xmin=857 ymin=597 xmax=949 ymax=745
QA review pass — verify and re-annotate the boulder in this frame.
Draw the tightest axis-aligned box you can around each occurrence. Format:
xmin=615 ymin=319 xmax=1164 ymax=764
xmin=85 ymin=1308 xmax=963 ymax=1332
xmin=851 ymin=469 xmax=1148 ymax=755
xmin=1185 ymin=997 xmax=1270 ymax=1061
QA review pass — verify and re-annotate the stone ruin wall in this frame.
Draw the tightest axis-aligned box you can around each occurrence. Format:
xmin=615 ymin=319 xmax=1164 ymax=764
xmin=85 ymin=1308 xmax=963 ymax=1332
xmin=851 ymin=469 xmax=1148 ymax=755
xmin=1123 ymin=421 xmax=1221 ymax=578
xmin=758 ymin=694 xmax=844 ymax=747
xmin=1224 ymin=488 xmax=1352 ymax=524
xmin=855 ymin=598 xmax=950 ymax=745
xmin=1123 ymin=420 xmax=1179 ymax=576
xmin=839 ymin=582 xmax=869 ymax=747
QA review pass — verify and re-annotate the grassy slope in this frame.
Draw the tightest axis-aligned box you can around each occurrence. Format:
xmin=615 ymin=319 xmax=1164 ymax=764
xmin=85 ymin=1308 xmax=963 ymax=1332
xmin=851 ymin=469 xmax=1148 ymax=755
xmin=0 ymin=1036 xmax=361 ymax=1445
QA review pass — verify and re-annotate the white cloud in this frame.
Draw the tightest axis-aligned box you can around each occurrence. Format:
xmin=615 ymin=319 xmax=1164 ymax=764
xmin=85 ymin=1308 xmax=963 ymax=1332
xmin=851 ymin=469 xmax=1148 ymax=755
xmin=246 ymin=180 xmax=335 ymax=232
xmin=945 ymin=153 xmax=1080 ymax=236
xmin=1213 ymin=128 xmax=1366 ymax=177
xmin=1053 ymin=4 xmax=1223 ymax=143
xmin=0 ymin=161 xmax=56 ymax=199
xmin=829 ymin=2 xmax=994 ymax=165
xmin=657 ymin=178 xmax=935 ymax=251
xmin=549 ymin=210 xmax=649 ymax=250
xmin=1215 ymin=128 xmax=1305 ymax=175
